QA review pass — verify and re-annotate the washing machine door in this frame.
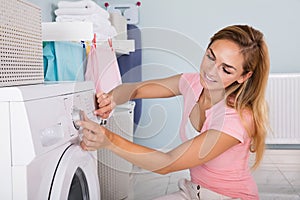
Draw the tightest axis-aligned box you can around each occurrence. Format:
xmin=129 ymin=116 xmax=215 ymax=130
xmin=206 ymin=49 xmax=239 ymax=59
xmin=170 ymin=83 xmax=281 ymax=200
xmin=48 ymin=144 xmax=100 ymax=200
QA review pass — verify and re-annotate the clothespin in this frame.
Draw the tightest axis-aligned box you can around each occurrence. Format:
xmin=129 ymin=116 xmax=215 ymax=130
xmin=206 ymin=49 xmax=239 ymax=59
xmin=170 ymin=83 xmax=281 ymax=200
xmin=108 ymin=38 xmax=113 ymax=51
xmin=92 ymin=33 xmax=97 ymax=48
xmin=81 ymin=41 xmax=85 ymax=48
xmin=85 ymin=41 xmax=91 ymax=55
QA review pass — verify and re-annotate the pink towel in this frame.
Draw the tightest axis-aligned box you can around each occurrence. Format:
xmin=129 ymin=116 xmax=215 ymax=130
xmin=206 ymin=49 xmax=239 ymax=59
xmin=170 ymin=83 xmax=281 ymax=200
xmin=85 ymin=45 xmax=122 ymax=93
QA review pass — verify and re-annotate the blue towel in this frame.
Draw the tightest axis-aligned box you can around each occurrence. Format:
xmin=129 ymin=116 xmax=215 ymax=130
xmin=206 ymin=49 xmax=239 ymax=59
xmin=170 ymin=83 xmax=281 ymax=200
xmin=117 ymin=25 xmax=142 ymax=131
xmin=43 ymin=41 xmax=86 ymax=81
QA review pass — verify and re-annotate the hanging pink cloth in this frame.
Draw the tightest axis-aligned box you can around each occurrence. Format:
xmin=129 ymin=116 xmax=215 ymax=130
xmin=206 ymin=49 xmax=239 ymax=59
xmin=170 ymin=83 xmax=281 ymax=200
xmin=85 ymin=44 xmax=122 ymax=93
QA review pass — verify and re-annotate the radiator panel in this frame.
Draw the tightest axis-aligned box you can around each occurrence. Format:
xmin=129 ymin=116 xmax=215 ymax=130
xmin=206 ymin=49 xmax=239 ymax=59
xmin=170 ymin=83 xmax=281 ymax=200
xmin=265 ymin=73 xmax=300 ymax=144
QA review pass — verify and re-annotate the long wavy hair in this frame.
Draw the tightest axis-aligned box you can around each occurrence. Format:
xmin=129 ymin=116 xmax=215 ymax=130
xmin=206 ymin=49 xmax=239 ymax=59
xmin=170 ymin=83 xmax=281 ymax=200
xmin=208 ymin=25 xmax=270 ymax=169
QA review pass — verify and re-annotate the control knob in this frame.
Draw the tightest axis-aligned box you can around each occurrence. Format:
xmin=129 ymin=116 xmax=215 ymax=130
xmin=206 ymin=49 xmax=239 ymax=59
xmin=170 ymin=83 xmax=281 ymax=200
xmin=72 ymin=107 xmax=83 ymax=130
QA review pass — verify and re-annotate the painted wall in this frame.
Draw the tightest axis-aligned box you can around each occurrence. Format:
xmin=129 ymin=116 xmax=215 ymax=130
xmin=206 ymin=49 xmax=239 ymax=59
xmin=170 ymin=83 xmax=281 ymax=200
xmin=28 ymin=0 xmax=300 ymax=149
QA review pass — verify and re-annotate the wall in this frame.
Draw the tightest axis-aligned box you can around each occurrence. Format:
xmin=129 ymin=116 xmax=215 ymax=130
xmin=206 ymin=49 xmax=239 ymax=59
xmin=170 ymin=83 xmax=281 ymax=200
xmin=136 ymin=0 xmax=300 ymax=150
xmin=28 ymin=0 xmax=300 ymax=149
xmin=30 ymin=0 xmax=300 ymax=72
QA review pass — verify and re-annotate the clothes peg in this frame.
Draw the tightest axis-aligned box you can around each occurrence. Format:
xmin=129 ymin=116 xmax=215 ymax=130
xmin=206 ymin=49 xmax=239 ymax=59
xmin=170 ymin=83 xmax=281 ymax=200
xmin=108 ymin=38 xmax=113 ymax=51
xmin=92 ymin=33 xmax=97 ymax=48
xmin=81 ymin=41 xmax=85 ymax=48
xmin=85 ymin=41 xmax=91 ymax=55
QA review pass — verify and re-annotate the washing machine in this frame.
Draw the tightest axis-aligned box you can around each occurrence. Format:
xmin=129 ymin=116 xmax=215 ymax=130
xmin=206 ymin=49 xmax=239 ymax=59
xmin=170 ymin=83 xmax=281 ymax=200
xmin=0 ymin=81 xmax=101 ymax=200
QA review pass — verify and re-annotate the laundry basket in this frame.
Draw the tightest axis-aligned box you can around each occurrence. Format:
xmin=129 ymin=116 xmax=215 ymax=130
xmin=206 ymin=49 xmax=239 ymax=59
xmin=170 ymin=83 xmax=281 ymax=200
xmin=0 ymin=0 xmax=44 ymax=87
xmin=97 ymin=101 xmax=135 ymax=200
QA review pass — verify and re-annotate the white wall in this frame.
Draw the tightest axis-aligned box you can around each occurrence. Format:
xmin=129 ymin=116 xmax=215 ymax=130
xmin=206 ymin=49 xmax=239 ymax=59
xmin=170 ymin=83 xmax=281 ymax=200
xmin=28 ymin=0 xmax=300 ymax=149
xmin=138 ymin=0 xmax=300 ymax=72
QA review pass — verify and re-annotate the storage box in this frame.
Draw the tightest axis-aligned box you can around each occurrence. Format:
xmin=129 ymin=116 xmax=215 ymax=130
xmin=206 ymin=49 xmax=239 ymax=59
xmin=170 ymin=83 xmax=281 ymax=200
xmin=0 ymin=0 xmax=44 ymax=87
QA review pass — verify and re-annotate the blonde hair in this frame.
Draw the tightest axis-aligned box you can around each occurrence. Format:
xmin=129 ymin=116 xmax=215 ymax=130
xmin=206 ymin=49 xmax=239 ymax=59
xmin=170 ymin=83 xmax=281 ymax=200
xmin=208 ymin=25 xmax=270 ymax=169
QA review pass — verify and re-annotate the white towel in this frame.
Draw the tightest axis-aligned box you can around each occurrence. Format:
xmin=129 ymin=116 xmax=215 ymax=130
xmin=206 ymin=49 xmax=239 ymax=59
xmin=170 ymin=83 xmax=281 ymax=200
xmin=55 ymin=14 xmax=117 ymax=40
xmin=56 ymin=14 xmax=111 ymax=27
xmin=55 ymin=1 xmax=117 ymax=40
xmin=58 ymin=0 xmax=98 ymax=9
xmin=54 ymin=7 xmax=109 ymax=18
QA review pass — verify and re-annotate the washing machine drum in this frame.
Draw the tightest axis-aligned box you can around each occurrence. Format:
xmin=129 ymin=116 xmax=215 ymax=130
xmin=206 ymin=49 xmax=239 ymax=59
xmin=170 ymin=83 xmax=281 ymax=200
xmin=68 ymin=167 xmax=89 ymax=199
xmin=49 ymin=144 xmax=100 ymax=200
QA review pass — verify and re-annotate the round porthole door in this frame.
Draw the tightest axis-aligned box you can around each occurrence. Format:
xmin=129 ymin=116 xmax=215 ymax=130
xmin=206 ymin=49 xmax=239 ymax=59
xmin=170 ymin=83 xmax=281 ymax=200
xmin=48 ymin=144 xmax=100 ymax=200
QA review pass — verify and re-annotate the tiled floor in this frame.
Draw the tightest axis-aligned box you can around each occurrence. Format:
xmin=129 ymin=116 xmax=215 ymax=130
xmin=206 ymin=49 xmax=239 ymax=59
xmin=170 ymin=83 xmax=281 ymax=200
xmin=125 ymin=149 xmax=300 ymax=200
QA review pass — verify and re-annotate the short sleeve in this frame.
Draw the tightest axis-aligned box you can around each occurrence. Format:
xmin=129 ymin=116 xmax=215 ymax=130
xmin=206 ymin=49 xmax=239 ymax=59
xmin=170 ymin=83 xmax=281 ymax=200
xmin=179 ymin=73 xmax=202 ymax=100
xmin=205 ymin=104 xmax=250 ymax=143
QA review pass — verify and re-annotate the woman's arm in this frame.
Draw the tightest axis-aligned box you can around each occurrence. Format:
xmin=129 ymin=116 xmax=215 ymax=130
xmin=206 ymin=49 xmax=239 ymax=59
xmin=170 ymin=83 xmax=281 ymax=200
xmin=78 ymin=115 xmax=240 ymax=175
xmin=94 ymin=74 xmax=182 ymax=118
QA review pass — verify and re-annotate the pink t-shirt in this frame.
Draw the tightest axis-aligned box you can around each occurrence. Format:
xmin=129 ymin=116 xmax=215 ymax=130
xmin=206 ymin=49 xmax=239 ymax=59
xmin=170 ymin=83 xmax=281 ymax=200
xmin=179 ymin=73 xmax=259 ymax=200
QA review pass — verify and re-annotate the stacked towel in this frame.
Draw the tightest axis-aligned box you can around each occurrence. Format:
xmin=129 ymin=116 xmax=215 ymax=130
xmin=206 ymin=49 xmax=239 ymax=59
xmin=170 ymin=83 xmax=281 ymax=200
xmin=55 ymin=0 xmax=117 ymax=41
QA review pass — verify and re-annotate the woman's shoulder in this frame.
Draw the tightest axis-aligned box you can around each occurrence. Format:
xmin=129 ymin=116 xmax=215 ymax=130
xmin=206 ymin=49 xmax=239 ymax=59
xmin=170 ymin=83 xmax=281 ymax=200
xmin=224 ymin=106 xmax=255 ymax=138
xmin=179 ymin=73 xmax=202 ymax=97
xmin=179 ymin=73 xmax=201 ymax=89
xmin=180 ymin=73 xmax=200 ymax=83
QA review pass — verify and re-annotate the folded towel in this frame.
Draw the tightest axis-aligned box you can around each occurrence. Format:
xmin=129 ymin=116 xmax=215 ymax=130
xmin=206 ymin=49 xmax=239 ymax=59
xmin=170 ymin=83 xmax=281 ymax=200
xmin=54 ymin=7 xmax=109 ymax=18
xmin=58 ymin=0 xmax=96 ymax=9
xmin=56 ymin=14 xmax=111 ymax=27
xmin=55 ymin=14 xmax=117 ymax=40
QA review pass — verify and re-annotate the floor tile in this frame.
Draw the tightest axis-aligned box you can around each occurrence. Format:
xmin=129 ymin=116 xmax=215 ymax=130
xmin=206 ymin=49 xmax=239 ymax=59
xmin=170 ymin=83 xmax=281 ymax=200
xmin=266 ymin=149 xmax=300 ymax=165
xmin=259 ymin=193 xmax=300 ymax=200
xmin=255 ymin=149 xmax=300 ymax=199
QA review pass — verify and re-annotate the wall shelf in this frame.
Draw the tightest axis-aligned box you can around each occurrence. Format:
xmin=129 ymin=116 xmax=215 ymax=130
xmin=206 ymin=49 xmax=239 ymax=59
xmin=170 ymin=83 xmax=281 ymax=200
xmin=42 ymin=22 xmax=135 ymax=54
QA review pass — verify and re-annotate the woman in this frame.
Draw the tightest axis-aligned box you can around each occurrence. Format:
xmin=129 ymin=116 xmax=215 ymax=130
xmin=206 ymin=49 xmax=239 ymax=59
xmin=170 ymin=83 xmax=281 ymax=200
xmin=77 ymin=24 xmax=270 ymax=199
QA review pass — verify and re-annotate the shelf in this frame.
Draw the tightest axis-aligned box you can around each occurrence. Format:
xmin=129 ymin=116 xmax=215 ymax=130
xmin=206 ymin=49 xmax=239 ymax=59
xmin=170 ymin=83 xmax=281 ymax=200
xmin=42 ymin=22 xmax=135 ymax=54
xmin=42 ymin=22 xmax=94 ymax=41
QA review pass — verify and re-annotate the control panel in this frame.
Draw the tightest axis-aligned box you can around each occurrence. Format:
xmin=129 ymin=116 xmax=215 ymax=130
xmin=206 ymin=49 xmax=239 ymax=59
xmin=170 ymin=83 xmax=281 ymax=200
xmin=6 ymin=81 xmax=100 ymax=165
xmin=64 ymin=90 xmax=99 ymax=137
xmin=37 ymin=90 xmax=99 ymax=149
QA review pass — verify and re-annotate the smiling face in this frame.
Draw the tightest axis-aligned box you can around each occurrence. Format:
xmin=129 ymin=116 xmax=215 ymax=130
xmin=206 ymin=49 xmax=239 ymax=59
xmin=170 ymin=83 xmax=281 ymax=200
xmin=200 ymin=39 xmax=252 ymax=91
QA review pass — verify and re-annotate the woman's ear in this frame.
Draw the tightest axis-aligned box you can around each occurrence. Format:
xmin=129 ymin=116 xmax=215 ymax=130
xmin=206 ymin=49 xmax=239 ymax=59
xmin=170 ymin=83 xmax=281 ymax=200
xmin=237 ymin=71 xmax=253 ymax=84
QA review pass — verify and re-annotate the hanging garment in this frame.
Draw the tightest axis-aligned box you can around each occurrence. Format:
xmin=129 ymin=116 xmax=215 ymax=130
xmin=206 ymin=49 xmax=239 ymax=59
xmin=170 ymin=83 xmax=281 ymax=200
xmin=85 ymin=45 xmax=122 ymax=93
xmin=43 ymin=41 xmax=86 ymax=81
xmin=117 ymin=24 xmax=142 ymax=130
xmin=43 ymin=41 xmax=58 ymax=81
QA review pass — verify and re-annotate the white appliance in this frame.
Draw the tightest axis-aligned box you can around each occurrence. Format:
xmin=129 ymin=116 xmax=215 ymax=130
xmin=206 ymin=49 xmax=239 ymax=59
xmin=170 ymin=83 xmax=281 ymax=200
xmin=98 ymin=101 xmax=135 ymax=200
xmin=0 ymin=81 xmax=101 ymax=200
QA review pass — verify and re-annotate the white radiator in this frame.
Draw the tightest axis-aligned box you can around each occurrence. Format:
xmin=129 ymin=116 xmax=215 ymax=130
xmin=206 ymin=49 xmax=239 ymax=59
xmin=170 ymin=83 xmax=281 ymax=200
xmin=265 ymin=73 xmax=300 ymax=144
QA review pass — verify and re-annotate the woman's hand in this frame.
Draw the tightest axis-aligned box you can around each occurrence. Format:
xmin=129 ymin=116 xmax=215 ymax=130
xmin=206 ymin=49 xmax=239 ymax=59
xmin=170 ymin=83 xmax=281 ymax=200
xmin=76 ymin=112 xmax=113 ymax=151
xmin=94 ymin=91 xmax=116 ymax=119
